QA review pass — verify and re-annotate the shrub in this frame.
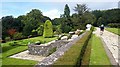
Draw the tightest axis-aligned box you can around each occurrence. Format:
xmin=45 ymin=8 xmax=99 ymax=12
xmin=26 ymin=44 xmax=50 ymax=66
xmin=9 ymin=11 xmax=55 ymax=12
xmin=62 ymin=25 xmax=72 ymax=33
xmin=90 ymin=26 xmax=94 ymax=31
xmin=32 ymin=25 xmax=44 ymax=36
xmin=67 ymin=34 xmax=72 ymax=40
xmin=9 ymin=41 xmax=20 ymax=46
xmin=107 ymin=23 xmax=120 ymax=28
xmin=43 ymin=20 xmax=53 ymax=38
xmin=7 ymin=29 xmax=16 ymax=36
xmin=13 ymin=32 xmax=24 ymax=39
xmin=36 ymin=25 xmax=44 ymax=35
xmin=32 ymin=29 xmax=37 ymax=35
xmin=54 ymin=25 xmax=62 ymax=35
xmin=35 ymin=41 xmax=41 ymax=45
xmin=5 ymin=37 xmax=11 ymax=41
xmin=57 ymin=34 xmax=66 ymax=40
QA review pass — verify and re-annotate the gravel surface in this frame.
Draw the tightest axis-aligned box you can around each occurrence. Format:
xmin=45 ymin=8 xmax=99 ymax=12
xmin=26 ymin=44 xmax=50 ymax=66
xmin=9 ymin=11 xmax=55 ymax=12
xmin=94 ymin=27 xmax=119 ymax=65
xmin=10 ymin=50 xmax=46 ymax=61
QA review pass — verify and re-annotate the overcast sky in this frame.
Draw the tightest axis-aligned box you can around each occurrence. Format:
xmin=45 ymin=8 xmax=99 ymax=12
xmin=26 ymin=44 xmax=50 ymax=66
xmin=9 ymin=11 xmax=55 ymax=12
xmin=1 ymin=0 xmax=120 ymax=19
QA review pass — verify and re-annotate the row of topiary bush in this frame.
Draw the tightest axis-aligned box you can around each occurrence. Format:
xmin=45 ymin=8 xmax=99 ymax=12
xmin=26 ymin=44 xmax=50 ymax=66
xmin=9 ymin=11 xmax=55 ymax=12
xmin=53 ymin=31 xmax=92 ymax=66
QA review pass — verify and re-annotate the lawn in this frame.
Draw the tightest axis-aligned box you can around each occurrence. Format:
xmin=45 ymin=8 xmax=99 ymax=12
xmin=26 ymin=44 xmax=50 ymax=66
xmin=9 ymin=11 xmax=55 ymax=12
xmin=1 ymin=36 xmax=57 ymax=66
xmin=53 ymin=31 xmax=92 ymax=66
xmin=89 ymin=34 xmax=111 ymax=65
xmin=105 ymin=28 xmax=120 ymax=36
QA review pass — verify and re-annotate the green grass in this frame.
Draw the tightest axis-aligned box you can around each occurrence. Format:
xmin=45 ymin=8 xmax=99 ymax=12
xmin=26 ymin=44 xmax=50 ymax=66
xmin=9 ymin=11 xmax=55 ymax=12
xmin=1 ymin=36 xmax=57 ymax=53
xmin=105 ymin=28 xmax=120 ymax=36
xmin=53 ymin=31 xmax=91 ymax=66
xmin=89 ymin=34 xmax=111 ymax=65
xmin=2 ymin=58 xmax=37 ymax=66
xmin=1 ymin=36 xmax=57 ymax=66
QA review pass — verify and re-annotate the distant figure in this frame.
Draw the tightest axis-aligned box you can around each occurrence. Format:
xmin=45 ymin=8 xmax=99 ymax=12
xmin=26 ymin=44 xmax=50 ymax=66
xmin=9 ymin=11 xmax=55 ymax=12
xmin=100 ymin=24 xmax=104 ymax=35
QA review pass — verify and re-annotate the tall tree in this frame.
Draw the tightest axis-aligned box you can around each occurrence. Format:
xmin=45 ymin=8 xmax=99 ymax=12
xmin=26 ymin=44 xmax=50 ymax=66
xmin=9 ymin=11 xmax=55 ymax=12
xmin=73 ymin=4 xmax=89 ymax=15
xmin=64 ymin=4 xmax=70 ymax=18
xmin=2 ymin=16 xmax=20 ymax=39
xmin=22 ymin=9 xmax=44 ymax=36
xmin=72 ymin=4 xmax=91 ymax=30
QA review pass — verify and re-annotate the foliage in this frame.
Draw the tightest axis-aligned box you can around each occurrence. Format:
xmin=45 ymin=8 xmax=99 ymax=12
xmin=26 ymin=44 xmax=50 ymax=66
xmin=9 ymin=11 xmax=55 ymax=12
xmin=67 ymin=34 xmax=72 ymax=40
xmin=61 ymin=24 xmax=72 ymax=33
xmin=2 ymin=16 xmax=24 ymax=39
xmin=32 ymin=25 xmax=44 ymax=35
xmin=71 ymin=4 xmax=95 ymax=30
xmin=64 ymin=4 xmax=70 ymax=18
xmin=36 ymin=25 xmax=44 ymax=35
xmin=90 ymin=26 xmax=95 ymax=31
xmin=73 ymin=4 xmax=89 ymax=15
xmin=43 ymin=20 xmax=53 ymax=38
xmin=23 ymin=23 xmax=34 ymax=36
xmin=7 ymin=29 xmax=17 ymax=39
xmin=92 ymin=9 xmax=120 ymax=26
xmin=97 ymin=17 xmax=104 ymax=26
xmin=107 ymin=23 xmax=120 ymax=28
xmin=92 ymin=10 xmax=104 ymax=26
xmin=13 ymin=32 xmax=24 ymax=39
xmin=9 ymin=41 xmax=20 ymax=46
xmin=7 ymin=29 xmax=16 ymax=36
xmin=22 ymin=9 xmax=44 ymax=36
xmin=5 ymin=37 xmax=11 ymax=41
xmin=1 ymin=9 xmax=51 ymax=38
xmin=54 ymin=25 xmax=62 ymax=35
xmin=35 ymin=41 xmax=41 ymax=45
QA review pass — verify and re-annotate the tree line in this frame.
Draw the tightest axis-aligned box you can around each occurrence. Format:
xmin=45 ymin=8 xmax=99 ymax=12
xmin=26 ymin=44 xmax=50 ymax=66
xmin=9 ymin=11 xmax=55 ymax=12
xmin=1 ymin=4 xmax=120 ymax=41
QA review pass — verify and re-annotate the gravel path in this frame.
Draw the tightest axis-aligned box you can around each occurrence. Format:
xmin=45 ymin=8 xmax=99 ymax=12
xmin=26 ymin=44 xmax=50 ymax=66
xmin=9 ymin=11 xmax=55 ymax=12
xmin=10 ymin=50 xmax=46 ymax=61
xmin=94 ymin=27 xmax=119 ymax=65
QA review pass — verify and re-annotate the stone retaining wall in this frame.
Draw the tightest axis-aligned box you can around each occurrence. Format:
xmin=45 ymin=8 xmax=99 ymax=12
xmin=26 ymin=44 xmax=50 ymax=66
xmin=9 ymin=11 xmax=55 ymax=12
xmin=35 ymin=32 xmax=86 ymax=67
xmin=28 ymin=40 xmax=68 ymax=56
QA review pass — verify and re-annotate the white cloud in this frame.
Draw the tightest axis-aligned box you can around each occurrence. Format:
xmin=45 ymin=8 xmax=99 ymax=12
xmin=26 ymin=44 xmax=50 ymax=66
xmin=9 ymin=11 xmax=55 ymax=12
xmin=43 ymin=9 xmax=62 ymax=19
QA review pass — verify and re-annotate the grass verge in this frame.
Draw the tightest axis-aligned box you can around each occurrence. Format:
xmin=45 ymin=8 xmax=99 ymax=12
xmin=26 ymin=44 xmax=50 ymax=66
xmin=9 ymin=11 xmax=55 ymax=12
xmin=53 ymin=31 xmax=92 ymax=66
xmin=89 ymin=34 xmax=111 ymax=65
xmin=105 ymin=28 xmax=120 ymax=36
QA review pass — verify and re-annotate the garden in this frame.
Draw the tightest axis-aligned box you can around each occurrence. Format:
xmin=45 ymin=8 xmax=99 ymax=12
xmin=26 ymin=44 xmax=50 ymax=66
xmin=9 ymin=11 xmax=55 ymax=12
xmin=1 ymin=2 xmax=120 ymax=67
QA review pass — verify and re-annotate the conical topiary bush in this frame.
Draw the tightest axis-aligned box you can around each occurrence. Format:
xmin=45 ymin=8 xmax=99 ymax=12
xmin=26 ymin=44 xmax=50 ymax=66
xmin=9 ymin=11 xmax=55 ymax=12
xmin=43 ymin=20 xmax=53 ymax=38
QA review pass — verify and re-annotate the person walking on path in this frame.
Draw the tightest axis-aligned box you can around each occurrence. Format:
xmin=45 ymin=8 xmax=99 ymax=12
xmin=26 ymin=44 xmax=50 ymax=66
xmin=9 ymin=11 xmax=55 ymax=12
xmin=100 ymin=24 xmax=104 ymax=35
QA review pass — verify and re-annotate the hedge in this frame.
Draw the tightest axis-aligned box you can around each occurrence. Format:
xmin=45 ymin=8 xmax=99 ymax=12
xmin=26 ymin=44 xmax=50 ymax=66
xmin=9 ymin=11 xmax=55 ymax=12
xmin=107 ymin=23 xmax=120 ymax=28
xmin=53 ymin=31 xmax=92 ymax=66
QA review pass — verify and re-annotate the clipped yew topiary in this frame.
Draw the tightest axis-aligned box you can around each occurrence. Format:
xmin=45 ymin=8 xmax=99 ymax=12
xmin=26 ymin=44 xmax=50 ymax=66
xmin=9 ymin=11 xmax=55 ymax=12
xmin=43 ymin=20 xmax=53 ymax=38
